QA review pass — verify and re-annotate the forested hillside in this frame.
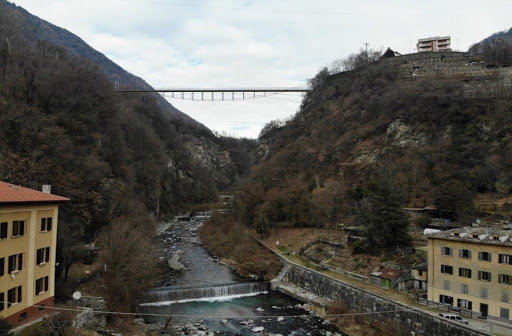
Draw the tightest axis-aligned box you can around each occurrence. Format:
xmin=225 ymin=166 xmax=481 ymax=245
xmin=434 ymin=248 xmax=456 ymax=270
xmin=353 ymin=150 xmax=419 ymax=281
xmin=0 ymin=4 xmax=240 ymax=243
xmin=1 ymin=0 xmax=256 ymax=191
xmin=234 ymin=48 xmax=512 ymax=250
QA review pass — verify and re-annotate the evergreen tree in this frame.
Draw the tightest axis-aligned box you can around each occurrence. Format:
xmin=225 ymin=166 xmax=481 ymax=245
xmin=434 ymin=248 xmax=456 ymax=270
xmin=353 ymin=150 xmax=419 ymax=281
xmin=355 ymin=175 xmax=411 ymax=253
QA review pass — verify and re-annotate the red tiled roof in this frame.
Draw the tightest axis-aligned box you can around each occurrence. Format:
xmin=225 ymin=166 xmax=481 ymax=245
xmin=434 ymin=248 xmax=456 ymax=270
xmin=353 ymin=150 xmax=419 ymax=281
xmin=371 ymin=268 xmax=402 ymax=280
xmin=0 ymin=181 xmax=70 ymax=204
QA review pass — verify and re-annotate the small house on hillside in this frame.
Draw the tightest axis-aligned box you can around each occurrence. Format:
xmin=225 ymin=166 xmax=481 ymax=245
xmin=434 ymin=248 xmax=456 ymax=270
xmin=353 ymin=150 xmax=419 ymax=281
xmin=370 ymin=268 xmax=403 ymax=289
xmin=398 ymin=262 xmax=428 ymax=292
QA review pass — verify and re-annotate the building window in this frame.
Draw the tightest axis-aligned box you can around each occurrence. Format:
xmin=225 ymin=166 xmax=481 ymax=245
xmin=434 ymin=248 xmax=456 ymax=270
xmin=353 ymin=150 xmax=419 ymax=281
xmin=35 ymin=276 xmax=49 ymax=295
xmin=499 ymin=274 xmax=512 ymax=285
xmin=478 ymin=271 xmax=492 ymax=282
xmin=40 ymin=217 xmax=53 ymax=232
xmin=441 ymin=265 xmax=453 ymax=275
xmin=459 ymin=249 xmax=472 ymax=259
xmin=0 ymin=292 xmax=4 ymax=311
xmin=459 ymin=268 xmax=472 ymax=278
xmin=418 ymin=270 xmax=423 ymax=276
xmin=442 ymin=247 xmax=453 ymax=256
xmin=500 ymin=308 xmax=510 ymax=319
xmin=502 ymin=292 xmax=509 ymax=303
xmin=443 ymin=280 xmax=450 ymax=290
xmin=440 ymin=294 xmax=454 ymax=305
xmin=493 ymin=236 xmax=501 ymax=241
xmin=452 ymin=232 xmax=460 ymax=237
xmin=12 ymin=220 xmax=25 ymax=237
xmin=0 ymin=257 xmax=4 ymax=276
xmin=36 ymin=247 xmax=50 ymax=265
xmin=472 ymin=234 xmax=479 ymax=239
xmin=457 ymin=299 xmax=472 ymax=310
xmin=481 ymin=287 xmax=488 ymax=298
xmin=7 ymin=286 xmax=22 ymax=307
xmin=461 ymin=284 xmax=469 ymax=294
xmin=7 ymin=253 xmax=23 ymax=273
xmin=499 ymin=254 xmax=512 ymax=265
xmin=479 ymin=252 xmax=492 ymax=262
xmin=0 ymin=222 xmax=7 ymax=239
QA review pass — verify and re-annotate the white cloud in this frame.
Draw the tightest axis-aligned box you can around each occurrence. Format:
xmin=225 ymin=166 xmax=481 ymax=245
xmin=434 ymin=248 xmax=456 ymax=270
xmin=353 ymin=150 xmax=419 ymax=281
xmin=12 ymin=0 xmax=512 ymax=137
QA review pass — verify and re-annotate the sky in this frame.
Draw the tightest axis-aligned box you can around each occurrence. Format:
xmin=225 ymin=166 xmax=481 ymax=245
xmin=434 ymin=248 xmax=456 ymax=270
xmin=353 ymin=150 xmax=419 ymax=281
xmin=12 ymin=0 xmax=512 ymax=138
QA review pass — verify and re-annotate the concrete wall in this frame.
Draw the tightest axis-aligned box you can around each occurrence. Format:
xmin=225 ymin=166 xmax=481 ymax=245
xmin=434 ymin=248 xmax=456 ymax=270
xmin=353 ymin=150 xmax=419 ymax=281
xmin=283 ymin=264 xmax=489 ymax=336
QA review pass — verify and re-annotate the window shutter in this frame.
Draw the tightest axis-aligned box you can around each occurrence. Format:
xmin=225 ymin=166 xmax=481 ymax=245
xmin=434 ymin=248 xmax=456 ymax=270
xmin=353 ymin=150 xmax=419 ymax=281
xmin=18 ymin=254 xmax=23 ymax=271
xmin=19 ymin=221 xmax=24 ymax=236
xmin=17 ymin=286 xmax=22 ymax=303
xmin=12 ymin=222 xmax=18 ymax=236
xmin=0 ymin=222 xmax=7 ymax=238
xmin=36 ymin=279 xmax=41 ymax=294
xmin=459 ymin=249 xmax=462 ymax=258
xmin=478 ymin=271 xmax=481 ymax=280
xmin=7 ymin=289 xmax=13 ymax=307
xmin=0 ymin=292 xmax=3 ymax=311
xmin=489 ymin=273 xmax=492 ymax=282
xmin=41 ymin=218 xmax=45 ymax=231
xmin=38 ymin=249 xmax=42 ymax=265
xmin=0 ymin=258 xmax=3 ymax=276
xmin=489 ymin=253 xmax=492 ymax=262
xmin=44 ymin=276 xmax=49 ymax=291
xmin=459 ymin=268 xmax=462 ymax=276
xmin=8 ymin=256 xmax=15 ymax=273
xmin=45 ymin=247 xmax=50 ymax=263
xmin=478 ymin=252 xmax=482 ymax=261
xmin=468 ymin=250 xmax=472 ymax=259
xmin=48 ymin=218 xmax=52 ymax=231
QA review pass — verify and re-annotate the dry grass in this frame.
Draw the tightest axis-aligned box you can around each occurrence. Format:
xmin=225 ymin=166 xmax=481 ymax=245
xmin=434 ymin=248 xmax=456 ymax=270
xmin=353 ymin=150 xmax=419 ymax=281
xmin=200 ymin=215 xmax=282 ymax=279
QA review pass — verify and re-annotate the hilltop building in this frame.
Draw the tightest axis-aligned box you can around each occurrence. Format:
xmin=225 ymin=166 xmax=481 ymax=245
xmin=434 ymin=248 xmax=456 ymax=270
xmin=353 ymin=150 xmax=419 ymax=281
xmin=427 ymin=227 xmax=512 ymax=322
xmin=0 ymin=182 xmax=69 ymax=326
xmin=417 ymin=36 xmax=451 ymax=52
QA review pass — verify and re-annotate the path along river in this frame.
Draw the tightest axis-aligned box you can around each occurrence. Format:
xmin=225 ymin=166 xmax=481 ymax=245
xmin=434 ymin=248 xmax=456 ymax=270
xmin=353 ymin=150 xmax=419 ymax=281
xmin=141 ymin=220 xmax=343 ymax=335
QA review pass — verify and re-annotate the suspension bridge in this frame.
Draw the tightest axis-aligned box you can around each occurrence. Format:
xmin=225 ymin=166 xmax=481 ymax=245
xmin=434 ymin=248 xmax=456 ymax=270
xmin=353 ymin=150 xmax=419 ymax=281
xmin=115 ymin=82 xmax=311 ymax=102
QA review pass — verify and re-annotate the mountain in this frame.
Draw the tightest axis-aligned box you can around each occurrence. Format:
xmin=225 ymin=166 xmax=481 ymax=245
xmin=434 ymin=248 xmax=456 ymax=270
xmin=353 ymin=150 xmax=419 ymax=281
xmin=468 ymin=27 xmax=512 ymax=67
xmin=0 ymin=1 xmax=256 ymax=245
xmin=2 ymin=0 xmax=255 ymax=190
xmin=233 ymin=49 xmax=512 ymax=229
xmin=4 ymin=0 xmax=193 ymax=122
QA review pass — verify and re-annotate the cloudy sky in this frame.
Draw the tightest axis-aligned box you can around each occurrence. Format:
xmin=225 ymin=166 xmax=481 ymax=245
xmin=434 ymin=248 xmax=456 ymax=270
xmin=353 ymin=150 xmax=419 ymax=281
xmin=13 ymin=0 xmax=512 ymax=138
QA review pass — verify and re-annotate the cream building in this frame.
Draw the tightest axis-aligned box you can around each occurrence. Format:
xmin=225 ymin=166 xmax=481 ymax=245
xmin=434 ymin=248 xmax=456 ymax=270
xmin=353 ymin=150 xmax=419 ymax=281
xmin=0 ymin=181 xmax=68 ymax=326
xmin=428 ymin=227 xmax=512 ymax=321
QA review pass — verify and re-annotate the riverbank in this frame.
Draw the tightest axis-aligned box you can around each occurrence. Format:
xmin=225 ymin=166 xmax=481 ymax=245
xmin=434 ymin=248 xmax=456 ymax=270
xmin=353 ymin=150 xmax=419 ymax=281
xmin=199 ymin=214 xmax=282 ymax=280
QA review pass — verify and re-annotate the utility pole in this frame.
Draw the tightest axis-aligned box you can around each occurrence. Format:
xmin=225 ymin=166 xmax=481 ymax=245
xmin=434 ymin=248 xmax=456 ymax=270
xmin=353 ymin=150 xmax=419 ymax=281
xmin=364 ymin=42 xmax=369 ymax=52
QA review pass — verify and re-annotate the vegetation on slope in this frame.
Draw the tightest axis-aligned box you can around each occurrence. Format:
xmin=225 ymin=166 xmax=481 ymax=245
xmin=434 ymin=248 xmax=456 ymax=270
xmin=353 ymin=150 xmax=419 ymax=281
xmin=234 ymin=47 xmax=512 ymax=252
xmin=200 ymin=214 xmax=282 ymax=280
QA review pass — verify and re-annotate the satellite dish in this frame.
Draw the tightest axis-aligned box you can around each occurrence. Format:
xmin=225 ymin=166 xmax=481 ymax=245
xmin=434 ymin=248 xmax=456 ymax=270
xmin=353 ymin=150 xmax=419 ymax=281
xmin=72 ymin=291 xmax=82 ymax=300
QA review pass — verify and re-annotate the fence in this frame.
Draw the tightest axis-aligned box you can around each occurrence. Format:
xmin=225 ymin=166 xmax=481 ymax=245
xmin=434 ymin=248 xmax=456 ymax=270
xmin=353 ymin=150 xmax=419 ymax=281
xmin=415 ymin=296 xmax=476 ymax=318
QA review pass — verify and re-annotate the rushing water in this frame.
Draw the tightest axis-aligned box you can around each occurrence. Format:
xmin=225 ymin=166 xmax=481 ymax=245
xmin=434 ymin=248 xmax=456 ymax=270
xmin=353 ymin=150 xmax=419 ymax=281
xmin=142 ymin=220 xmax=343 ymax=335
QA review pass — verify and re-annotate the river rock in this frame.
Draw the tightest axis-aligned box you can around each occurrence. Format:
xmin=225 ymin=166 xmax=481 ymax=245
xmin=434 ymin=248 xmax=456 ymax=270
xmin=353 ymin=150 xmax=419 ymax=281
xmin=277 ymin=316 xmax=284 ymax=322
xmin=251 ymin=326 xmax=264 ymax=332
xmin=220 ymin=319 xmax=228 ymax=324
xmin=256 ymin=307 xmax=264 ymax=312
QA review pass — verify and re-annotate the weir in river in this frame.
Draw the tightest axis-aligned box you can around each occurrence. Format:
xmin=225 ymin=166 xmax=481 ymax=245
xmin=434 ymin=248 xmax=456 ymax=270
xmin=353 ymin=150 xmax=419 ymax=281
xmin=147 ymin=281 xmax=270 ymax=303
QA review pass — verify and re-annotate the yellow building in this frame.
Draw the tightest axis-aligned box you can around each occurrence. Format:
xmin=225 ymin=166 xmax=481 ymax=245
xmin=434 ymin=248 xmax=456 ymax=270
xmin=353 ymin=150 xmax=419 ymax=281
xmin=428 ymin=227 xmax=512 ymax=322
xmin=0 ymin=181 xmax=68 ymax=326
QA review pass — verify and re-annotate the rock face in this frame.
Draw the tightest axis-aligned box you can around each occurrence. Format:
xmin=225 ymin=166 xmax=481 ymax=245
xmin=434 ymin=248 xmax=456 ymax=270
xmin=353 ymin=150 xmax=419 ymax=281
xmin=185 ymin=138 xmax=239 ymax=189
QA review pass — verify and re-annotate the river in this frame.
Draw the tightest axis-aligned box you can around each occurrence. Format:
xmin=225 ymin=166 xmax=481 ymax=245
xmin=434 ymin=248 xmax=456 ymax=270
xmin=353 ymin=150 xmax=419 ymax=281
xmin=141 ymin=219 xmax=343 ymax=335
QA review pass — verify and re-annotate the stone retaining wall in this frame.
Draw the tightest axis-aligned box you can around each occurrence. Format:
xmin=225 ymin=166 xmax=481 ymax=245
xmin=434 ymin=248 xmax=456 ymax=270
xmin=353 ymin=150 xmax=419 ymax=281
xmin=283 ymin=263 xmax=489 ymax=336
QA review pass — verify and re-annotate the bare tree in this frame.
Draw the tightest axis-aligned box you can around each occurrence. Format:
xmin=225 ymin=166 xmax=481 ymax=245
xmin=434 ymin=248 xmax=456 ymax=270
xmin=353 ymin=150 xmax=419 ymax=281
xmin=342 ymin=48 xmax=382 ymax=71
xmin=98 ymin=205 xmax=161 ymax=313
